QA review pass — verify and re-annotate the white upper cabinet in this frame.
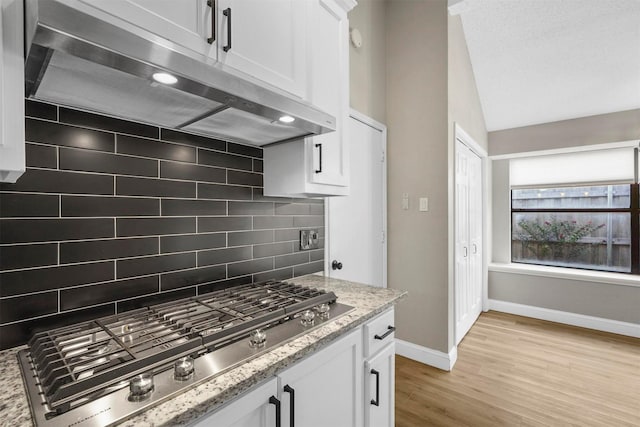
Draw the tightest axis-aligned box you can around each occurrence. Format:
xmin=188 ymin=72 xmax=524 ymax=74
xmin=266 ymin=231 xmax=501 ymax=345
xmin=306 ymin=0 xmax=349 ymax=187
xmin=263 ymin=0 xmax=354 ymax=197
xmin=74 ymin=0 xmax=218 ymax=60
xmin=0 ymin=0 xmax=25 ymax=183
xmin=216 ymin=0 xmax=307 ymax=99
xmin=73 ymin=0 xmax=308 ymax=98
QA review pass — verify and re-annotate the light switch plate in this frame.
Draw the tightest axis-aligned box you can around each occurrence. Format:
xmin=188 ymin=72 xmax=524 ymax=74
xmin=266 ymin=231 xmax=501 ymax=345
xmin=402 ymin=193 xmax=409 ymax=210
xmin=300 ymin=229 xmax=319 ymax=250
xmin=419 ymin=197 xmax=429 ymax=211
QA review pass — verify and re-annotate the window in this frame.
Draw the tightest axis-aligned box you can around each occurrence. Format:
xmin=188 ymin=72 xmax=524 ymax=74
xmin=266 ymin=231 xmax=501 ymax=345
xmin=511 ymin=185 xmax=633 ymax=273
xmin=509 ymin=146 xmax=639 ymax=274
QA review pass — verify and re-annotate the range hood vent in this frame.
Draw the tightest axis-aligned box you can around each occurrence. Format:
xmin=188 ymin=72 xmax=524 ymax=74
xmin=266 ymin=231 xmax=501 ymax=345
xmin=24 ymin=0 xmax=335 ymax=146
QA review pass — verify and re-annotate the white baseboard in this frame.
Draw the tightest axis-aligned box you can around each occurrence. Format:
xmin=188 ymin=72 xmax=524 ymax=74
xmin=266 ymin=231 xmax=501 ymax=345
xmin=395 ymin=339 xmax=458 ymax=371
xmin=488 ymin=299 xmax=640 ymax=338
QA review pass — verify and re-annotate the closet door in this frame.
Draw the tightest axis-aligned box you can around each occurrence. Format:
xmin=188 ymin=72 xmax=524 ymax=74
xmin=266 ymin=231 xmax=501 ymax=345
xmin=455 ymin=141 xmax=482 ymax=345
xmin=467 ymin=149 xmax=483 ymax=333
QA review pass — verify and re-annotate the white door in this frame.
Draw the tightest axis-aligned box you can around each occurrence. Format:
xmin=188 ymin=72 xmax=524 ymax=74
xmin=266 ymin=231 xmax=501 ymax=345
xmin=364 ymin=342 xmax=395 ymax=427
xmin=455 ymin=139 xmax=483 ymax=345
xmin=307 ymin=0 xmax=349 ymax=187
xmin=190 ymin=378 xmax=278 ymax=427
xmin=216 ymin=0 xmax=307 ymax=98
xmin=327 ymin=113 xmax=386 ymax=287
xmin=278 ymin=329 xmax=363 ymax=427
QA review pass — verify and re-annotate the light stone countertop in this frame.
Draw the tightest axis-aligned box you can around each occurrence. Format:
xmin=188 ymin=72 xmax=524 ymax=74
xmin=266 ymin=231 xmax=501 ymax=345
xmin=0 ymin=275 xmax=406 ymax=426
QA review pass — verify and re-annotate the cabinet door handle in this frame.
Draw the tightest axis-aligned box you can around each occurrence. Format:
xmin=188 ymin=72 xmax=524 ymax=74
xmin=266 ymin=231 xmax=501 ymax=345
xmin=374 ymin=325 xmax=395 ymax=341
xmin=472 ymin=243 xmax=478 ymax=254
xmin=284 ymin=384 xmax=295 ymax=427
xmin=269 ymin=395 xmax=282 ymax=427
xmin=463 ymin=246 xmax=468 ymax=257
xmin=223 ymin=7 xmax=232 ymax=52
xmin=314 ymin=143 xmax=322 ymax=173
xmin=370 ymin=369 xmax=380 ymax=407
xmin=206 ymin=0 xmax=215 ymax=44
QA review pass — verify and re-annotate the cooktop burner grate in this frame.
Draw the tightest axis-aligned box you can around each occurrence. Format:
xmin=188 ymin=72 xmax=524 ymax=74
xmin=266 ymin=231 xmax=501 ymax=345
xmin=22 ymin=280 xmax=338 ymax=414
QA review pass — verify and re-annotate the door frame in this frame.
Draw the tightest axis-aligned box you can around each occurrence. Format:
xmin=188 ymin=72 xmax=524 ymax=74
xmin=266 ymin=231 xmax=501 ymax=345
xmin=324 ymin=109 xmax=388 ymax=288
xmin=453 ymin=123 xmax=488 ymax=345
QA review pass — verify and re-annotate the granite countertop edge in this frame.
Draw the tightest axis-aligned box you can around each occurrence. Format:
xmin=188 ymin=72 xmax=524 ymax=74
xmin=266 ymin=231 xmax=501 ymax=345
xmin=0 ymin=275 xmax=407 ymax=427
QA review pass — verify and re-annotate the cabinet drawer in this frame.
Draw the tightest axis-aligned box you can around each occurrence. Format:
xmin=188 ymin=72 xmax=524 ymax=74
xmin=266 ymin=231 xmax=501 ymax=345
xmin=363 ymin=308 xmax=395 ymax=358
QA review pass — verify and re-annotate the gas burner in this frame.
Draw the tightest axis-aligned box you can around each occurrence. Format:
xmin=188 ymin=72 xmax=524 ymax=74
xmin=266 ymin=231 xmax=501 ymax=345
xmin=18 ymin=280 xmax=354 ymax=427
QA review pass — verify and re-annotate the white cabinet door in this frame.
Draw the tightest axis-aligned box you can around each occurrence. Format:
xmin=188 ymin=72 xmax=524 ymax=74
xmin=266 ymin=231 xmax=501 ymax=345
xmin=262 ymin=0 xmax=353 ymax=198
xmin=277 ymin=328 xmax=363 ymax=427
xmin=0 ymin=0 xmax=25 ymax=183
xmin=190 ymin=378 xmax=279 ymax=427
xmin=216 ymin=0 xmax=307 ymax=98
xmin=307 ymin=0 xmax=349 ymax=187
xmin=364 ymin=342 xmax=395 ymax=427
xmin=73 ymin=0 xmax=217 ymax=59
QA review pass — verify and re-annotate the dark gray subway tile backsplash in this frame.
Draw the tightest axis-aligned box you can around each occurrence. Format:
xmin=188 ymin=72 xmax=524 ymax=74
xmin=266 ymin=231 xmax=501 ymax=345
xmin=0 ymin=100 xmax=325 ymax=350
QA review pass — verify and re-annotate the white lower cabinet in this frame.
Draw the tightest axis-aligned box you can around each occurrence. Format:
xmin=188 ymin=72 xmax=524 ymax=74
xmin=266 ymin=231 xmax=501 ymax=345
xmin=277 ymin=328 xmax=363 ymax=427
xmin=364 ymin=342 xmax=395 ymax=427
xmin=191 ymin=378 xmax=280 ymax=427
xmin=363 ymin=308 xmax=395 ymax=427
xmin=190 ymin=309 xmax=397 ymax=427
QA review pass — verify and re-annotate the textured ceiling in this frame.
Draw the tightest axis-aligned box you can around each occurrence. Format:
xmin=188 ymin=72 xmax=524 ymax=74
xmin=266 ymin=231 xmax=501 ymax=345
xmin=458 ymin=0 xmax=640 ymax=131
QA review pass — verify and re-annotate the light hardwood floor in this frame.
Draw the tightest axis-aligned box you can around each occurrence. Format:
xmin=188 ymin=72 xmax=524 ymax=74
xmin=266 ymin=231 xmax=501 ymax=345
xmin=395 ymin=311 xmax=640 ymax=426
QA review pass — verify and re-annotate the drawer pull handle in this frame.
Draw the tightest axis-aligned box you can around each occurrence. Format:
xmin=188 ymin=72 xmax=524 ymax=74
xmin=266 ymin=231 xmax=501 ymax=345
xmin=370 ymin=369 xmax=380 ymax=406
xmin=284 ymin=384 xmax=295 ymax=427
xmin=223 ymin=7 xmax=232 ymax=52
xmin=206 ymin=0 xmax=215 ymax=44
xmin=374 ymin=325 xmax=395 ymax=340
xmin=269 ymin=395 xmax=281 ymax=427
xmin=315 ymin=143 xmax=323 ymax=174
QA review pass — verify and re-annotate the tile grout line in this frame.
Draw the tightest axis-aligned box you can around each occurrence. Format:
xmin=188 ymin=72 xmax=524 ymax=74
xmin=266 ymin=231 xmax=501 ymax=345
xmin=2 ymin=103 xmax=323 ymax=348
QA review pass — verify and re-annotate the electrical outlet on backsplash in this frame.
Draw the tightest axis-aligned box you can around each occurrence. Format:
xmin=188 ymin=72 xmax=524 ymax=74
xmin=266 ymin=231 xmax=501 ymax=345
xmin=0 ymin=99 xmax=326 ymax=350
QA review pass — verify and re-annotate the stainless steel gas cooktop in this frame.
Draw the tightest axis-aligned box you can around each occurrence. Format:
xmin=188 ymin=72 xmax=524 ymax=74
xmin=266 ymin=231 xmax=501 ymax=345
xmin=17 ymin=280 xmax=354 ymax=427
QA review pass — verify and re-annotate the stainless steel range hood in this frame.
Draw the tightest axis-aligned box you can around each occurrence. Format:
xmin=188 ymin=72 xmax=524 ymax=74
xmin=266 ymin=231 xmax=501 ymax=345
xmin=23 ymin=0 xmax=335 ymax=146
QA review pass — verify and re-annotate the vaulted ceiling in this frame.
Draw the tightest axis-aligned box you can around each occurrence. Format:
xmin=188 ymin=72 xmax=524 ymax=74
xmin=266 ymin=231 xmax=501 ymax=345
xmin=454 ymin=0 xmax=640 ymax=131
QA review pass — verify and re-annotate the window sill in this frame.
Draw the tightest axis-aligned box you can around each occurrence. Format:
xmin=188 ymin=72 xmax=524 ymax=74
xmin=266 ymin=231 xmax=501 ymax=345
xmin=488 ymin=262 xmax=640 ymax=288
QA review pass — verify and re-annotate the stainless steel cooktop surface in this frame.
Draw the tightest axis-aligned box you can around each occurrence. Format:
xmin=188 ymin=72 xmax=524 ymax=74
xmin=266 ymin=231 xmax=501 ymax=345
xmin=18 ymin=280 xmax=354 ymax=427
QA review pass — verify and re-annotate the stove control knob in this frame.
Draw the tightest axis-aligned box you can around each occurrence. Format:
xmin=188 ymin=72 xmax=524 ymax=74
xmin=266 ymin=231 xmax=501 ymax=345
xmin=315 ymin=303 xmax=330 ymax=318
xmin=249 ymin=329 xmax=267 ymax=348
xmin=128 ymin=373 xmax=154 ymax=401
xmin=300 ymin=309 xmax=316 ymax=326
xmin=174 ymin=356 xmax=195 ymax=380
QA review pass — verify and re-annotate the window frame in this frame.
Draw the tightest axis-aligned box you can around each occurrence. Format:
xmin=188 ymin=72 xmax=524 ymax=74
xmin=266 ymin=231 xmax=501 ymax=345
xmin=510 ymin=183 xmax=640 ymax=274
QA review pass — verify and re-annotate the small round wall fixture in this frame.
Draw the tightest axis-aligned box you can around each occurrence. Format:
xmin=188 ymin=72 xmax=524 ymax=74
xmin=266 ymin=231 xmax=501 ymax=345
xmin=350 ymin=28 xmax=363 ymax=49
xmin=152 ymin=72 xmax=178 ymax=85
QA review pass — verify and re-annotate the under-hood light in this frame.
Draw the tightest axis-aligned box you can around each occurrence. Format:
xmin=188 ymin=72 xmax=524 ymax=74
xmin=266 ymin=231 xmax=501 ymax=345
xmin=152 ymin=72 xmax=178 ymax=85
xmin=279 ymin=115 xmax=295 ymax=123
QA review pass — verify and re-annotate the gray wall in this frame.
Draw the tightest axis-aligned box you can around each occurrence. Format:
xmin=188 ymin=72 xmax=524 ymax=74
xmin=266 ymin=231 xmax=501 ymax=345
xmin=489 ymin=109 xmax=640 ymax=156
xmin=448 ymin=14 xmax=488 ymax=152
xmin=489 ymin=112 xmax=640 ymax=325
xmin=348 ymin=0 xmax=387 ymax=123
xmin=491 ymin=159 xmax=510 ymax=263
xmin=386 ymin=0 xmax=450 ymax=353
xmin=350 ymin=1 xmax=489 ymax=353
xmin=489 ymin=271 xmax=640 ymax=324
xmin=447 ymin=13 xmax=488 ymax=349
